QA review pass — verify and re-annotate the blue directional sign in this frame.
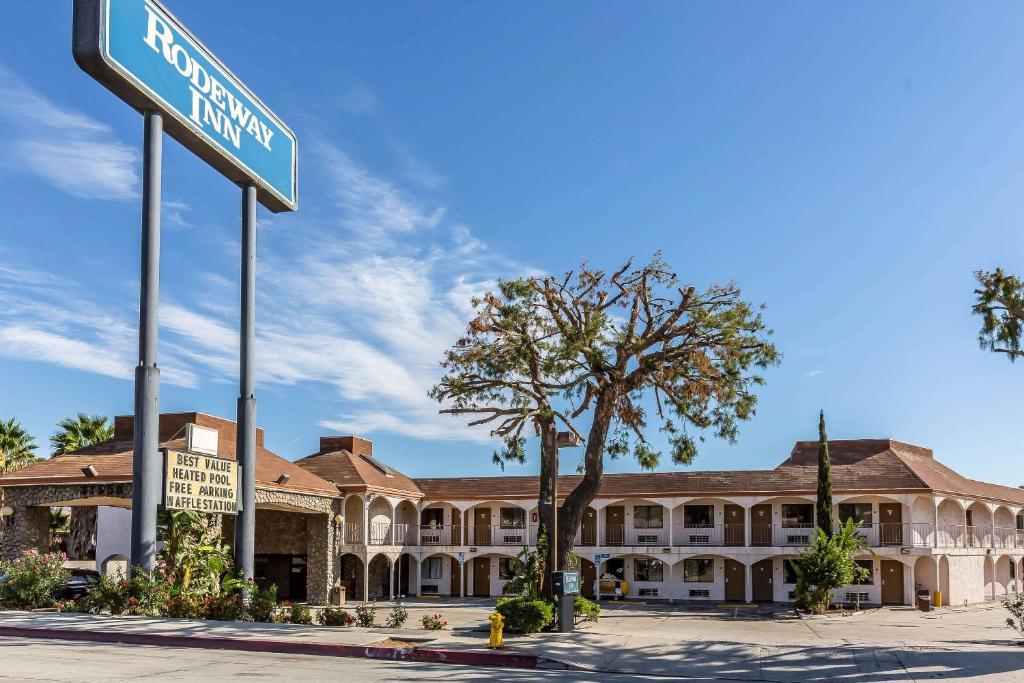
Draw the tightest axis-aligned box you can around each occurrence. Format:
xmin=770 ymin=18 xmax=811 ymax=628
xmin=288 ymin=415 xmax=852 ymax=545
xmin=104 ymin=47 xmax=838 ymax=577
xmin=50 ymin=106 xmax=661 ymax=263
xmin=73 ymin=0 xmax=297 ymax=212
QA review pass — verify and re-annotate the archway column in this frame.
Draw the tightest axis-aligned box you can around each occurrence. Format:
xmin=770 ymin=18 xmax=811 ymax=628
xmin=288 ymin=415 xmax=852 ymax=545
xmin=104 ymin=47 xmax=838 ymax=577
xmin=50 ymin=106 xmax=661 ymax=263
xmin=744 ymin=562 xmax=753 ymax=603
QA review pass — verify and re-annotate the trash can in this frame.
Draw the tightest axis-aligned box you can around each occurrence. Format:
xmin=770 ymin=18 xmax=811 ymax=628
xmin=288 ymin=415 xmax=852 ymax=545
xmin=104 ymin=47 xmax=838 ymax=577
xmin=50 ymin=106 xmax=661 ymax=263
xmin=917 ymin=594 xmax=931 ymax=612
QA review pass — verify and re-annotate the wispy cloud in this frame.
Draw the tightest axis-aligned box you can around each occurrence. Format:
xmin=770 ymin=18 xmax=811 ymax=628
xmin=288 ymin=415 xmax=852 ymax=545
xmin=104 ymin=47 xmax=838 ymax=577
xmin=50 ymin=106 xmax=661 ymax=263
xmin=805 ymin=369 xmax=823 ymax=377
xmin=0 ymin=64 xmax=138 ymax=200
xmin=0 ymin=139 xmax=532 ymax=445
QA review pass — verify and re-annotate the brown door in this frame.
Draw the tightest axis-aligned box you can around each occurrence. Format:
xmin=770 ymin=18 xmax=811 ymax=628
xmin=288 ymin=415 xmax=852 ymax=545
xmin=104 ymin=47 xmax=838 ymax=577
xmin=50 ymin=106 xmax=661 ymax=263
xmin=881 ymin=560 xmax=904 ymax=605
xmin=581 ymin=559 xmax=596 ymax=598
xmin=751 ymin=504 xmax=772 ymax=546
xmin=581 ymin=508 xmax=597 ymax=546
xmin=724 ymin=559 xmax=746 ymax=601
xmin=879 ymin=503 xmax=903 ymax=545
xmin=450 ymin=558 xmax=461 ymax=596
xmin=451 ymin=508 xmax=462 ymax=545
xmin=606 ymin=506 xmax=625 ymax=545
xmin=473 ymin=557 xmax=491 ymax=597
xmin=474 ymin=508 xmax=491 ymax=545
xmin=752 ymin=558 xmax=773 ymax=602
xmin=724 ymin=504 xmax=745 ymax=546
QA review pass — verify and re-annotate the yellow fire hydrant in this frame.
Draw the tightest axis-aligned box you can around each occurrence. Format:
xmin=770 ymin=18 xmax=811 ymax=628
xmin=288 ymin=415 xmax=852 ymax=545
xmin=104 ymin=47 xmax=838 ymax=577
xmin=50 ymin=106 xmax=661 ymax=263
xmin=488 ymin=612 xmax=505 ymax=649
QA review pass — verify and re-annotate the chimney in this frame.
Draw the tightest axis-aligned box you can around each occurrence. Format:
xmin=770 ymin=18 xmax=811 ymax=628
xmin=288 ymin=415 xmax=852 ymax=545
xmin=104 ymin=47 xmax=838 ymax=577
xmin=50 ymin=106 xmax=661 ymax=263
xmin=320 ymin=435 xmax=373 ymax=457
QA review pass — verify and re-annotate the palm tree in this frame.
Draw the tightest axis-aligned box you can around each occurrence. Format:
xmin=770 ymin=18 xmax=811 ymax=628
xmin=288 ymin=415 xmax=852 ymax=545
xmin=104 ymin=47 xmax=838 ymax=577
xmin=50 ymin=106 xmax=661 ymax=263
xmin=48 ymin=508 xmax=70 ymax=549
xmin=0 ymin=417 xmax=39 ymax=475
xmin=50 ymin=413 xmax=114 ymax=455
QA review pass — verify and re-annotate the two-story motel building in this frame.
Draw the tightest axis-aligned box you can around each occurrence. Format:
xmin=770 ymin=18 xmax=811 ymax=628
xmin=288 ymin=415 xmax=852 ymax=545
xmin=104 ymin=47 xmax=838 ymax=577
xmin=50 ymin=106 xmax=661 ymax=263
xmin=1 ymin=412 xmax=1022 ymax=608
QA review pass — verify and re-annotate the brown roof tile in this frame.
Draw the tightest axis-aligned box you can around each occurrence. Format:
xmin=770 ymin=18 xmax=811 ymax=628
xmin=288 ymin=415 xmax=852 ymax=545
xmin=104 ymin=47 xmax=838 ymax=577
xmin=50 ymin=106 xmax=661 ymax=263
xmin=0 ymin=413 xmax=338 ymax=498
xmin=295 ymin=448 xmax=422 ymax=498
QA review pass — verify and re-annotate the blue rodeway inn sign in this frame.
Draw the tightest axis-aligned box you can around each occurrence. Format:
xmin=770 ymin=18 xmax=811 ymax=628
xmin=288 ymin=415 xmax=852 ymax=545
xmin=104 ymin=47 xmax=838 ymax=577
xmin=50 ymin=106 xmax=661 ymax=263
xmin=73 ymin=0 xmax=297 ymax=212
xmin=71 ymin=0 xmax=294 ymax=581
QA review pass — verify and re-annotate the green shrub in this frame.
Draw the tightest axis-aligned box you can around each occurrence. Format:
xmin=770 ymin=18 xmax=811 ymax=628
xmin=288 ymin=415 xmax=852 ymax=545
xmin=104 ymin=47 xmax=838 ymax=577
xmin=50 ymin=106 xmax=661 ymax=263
xmin=421 ymin=613 xmax=447 ymax=630
xmin=247 ymin=582 xmax=278 ymax=623
xmin=320 ymin=606 xmax=355 ymax=626
xmin=354 ymin=602 xmax=377 ymax=627
xmin=794 ymin=520 xmax=872 ymax=614
xmin=289 ymin=603 xmax=313 ymax=625
xmin=0 ymin=550 xmax=69 ymax=609
xmin=385 ymin=599 xmax=408 ymax=628
xmin=573 ymin=595 xmax=600 ymax=623
xmin=495 ymin=596 xmax=554 ymax=633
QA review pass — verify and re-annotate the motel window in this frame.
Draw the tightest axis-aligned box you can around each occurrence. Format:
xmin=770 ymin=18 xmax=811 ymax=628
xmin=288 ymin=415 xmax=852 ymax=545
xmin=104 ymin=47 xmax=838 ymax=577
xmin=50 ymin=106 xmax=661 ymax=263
xmin=499 ymin=558 xmax=519 ymax=581
xmin=683 ymin=505 xmax=714 ymax=527
xmin=634 ymin=506 xmax=664 ymax=529
xmin=635 ymin=558 xmax=664 ymax=582
xmin=783 ymin=560 xmax=798 ymax=584
xmin=422 ymin=508 xmax=443 ymax=527
xmin=781 ymin=504 xmax=813 ymax=527
xmin=683 ymin=559 xmax=714 ymax=582
xmin=422 ymin=557 xmax=443 ymax=580
xmin=500 ymin=508 xmax=525 ymax=528
xmin=853 ymin=560 xmax=873 ymax=585
xmin=837 ymin=503 xmax=872 ymax=526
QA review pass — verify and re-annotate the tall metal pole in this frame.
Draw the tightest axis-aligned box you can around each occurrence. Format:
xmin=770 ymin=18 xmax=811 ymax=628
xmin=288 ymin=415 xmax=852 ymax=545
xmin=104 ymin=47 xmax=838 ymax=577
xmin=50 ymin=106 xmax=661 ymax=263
xmin=234 ymin=183 xmax=258 ymax=581
xmin=130 ymin=110 xmax=163 ymax=575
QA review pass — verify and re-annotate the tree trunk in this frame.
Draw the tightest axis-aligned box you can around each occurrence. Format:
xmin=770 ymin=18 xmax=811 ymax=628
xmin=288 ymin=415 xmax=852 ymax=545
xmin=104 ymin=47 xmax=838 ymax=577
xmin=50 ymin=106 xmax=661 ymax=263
xmin=537 ymin=416 xmax=559 ymax=600
xmin=69 ymin=507 xmax=97 ymax=560
xmin=557 ymin=388 xmax=617 ymax=571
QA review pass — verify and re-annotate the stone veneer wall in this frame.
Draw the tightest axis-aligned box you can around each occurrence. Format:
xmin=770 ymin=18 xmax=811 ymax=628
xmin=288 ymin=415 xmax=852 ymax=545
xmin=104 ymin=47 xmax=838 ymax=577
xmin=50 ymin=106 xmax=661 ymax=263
xmin=1 ymin=483 xmax=341 ymax=606
xmin=253 ymin=489 xmax=340 ymax=605
xmin=0 ymin=484 xmax=132 ymax=561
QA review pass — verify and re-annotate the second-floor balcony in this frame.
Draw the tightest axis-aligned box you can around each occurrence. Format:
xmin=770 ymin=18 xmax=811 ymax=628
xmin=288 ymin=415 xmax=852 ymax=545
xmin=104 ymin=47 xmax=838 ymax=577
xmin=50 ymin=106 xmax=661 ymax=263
xmin=341 ymin=517 xmax=1024 ymax=551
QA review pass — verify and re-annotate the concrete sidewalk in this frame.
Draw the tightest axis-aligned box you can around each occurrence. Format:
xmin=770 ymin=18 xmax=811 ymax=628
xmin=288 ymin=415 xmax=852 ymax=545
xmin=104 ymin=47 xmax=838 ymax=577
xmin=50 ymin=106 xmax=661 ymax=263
xmin=3 ymin=608 xmax=1023 ymax=681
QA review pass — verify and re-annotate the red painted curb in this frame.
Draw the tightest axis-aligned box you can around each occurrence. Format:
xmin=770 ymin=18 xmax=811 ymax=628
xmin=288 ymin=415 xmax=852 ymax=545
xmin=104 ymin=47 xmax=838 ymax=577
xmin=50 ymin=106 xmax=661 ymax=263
xmin=0 ymin=625 xmax=539 ymax=669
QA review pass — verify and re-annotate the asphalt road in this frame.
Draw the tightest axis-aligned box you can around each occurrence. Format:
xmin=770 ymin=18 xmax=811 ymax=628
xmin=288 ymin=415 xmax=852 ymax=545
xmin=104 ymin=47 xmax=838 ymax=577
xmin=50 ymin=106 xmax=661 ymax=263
xmin=0 ymin=638 xmax=713 ymax=683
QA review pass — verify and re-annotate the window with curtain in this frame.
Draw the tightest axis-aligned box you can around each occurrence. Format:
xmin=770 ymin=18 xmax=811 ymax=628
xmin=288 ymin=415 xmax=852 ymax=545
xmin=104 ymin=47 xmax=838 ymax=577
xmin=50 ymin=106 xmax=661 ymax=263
xmin=781 ymin=504 xmax=813 ymax=527
xmin=422 ymin=557 xmax=443 ymax=580
xmin=500 ymin=508 xmax=525 ymax=527
xmin=837 ymin=503 xmax=872 ymax=526
xmin=634 ymin=505 xmax=664 ymax=529
xmin=683 ymin=505 xmax=714 ymax=526
xmin=634 ymin=558 xmax=664 ymax=582
xmin=683 ymin=559 xmax=714 ymax=582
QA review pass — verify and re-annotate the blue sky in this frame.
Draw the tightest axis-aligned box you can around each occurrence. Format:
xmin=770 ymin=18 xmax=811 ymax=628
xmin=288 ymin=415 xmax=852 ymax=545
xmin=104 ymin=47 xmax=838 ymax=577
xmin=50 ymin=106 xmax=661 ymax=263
xmin=1 ymin=2 xmax=1023 ymax=485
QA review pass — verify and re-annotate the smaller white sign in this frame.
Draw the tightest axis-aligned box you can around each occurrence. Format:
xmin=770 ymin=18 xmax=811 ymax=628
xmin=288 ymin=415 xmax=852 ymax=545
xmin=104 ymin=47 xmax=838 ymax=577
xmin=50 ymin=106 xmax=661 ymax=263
xmin=186 ymin=423 xmax=218 ymax=456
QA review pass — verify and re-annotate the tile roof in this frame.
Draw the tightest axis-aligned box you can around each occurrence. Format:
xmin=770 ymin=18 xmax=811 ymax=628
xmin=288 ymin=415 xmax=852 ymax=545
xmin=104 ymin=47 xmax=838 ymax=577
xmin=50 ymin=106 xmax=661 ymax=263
xmin=294 ymin=447 xmax=422 ymax=498
xmin=0 ymin=413 xmax=338 ymax=498
xmin=412 ymin=440 xmax=1024 ymax=506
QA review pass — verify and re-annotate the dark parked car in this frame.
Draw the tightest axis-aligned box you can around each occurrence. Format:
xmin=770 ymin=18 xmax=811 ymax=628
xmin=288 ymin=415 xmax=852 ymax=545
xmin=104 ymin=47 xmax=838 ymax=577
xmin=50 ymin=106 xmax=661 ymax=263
xmin=62 ymin=569 xmax=100 ymax=600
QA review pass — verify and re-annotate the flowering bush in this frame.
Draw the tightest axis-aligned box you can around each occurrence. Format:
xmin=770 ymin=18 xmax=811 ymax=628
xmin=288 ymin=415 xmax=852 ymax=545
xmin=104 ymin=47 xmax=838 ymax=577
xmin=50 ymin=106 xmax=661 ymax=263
xmin=247 ymin=581 xmax=278 ymax=623
xmin=385 ymin=598 xmax=408 ymax=628
xmin=421 ymin=613 xmax=448 ymax=630
xmin=290 ymin=602 xmax=313 ymax=625
xmin=0 ymin=550 xmax=69 ymax=609
xmin=320 ymin=606 xmax=355 ymax=626
xmin=354 ymin=602 xmax=377 ymax=627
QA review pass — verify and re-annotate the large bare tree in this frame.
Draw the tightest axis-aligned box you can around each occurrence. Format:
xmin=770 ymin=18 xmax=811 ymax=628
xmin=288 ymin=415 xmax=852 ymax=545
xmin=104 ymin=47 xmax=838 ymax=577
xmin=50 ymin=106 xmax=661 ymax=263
xmin=433 ymin=255 xmax=780 ymax=589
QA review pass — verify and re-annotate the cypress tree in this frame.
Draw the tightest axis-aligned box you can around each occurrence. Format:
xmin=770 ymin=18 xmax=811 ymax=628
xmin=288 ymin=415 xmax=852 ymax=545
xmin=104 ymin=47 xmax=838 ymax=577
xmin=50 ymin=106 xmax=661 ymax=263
xmin=816 ymin=410 xmax=834 ymax=537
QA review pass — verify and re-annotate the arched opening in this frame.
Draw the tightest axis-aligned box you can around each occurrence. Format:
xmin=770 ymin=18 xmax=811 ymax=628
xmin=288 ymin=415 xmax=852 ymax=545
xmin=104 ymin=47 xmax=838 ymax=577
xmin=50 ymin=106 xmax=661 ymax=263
xmin=367 ymin=498 xmax=393 ymax=545
xmin=339 ymin=553 xmax=364 ymax=601
xmin=993 ymin=507 xmax=1016 ymax=548
xmin=913 ymin=556 xmax=938 ymax=600
xmin=368 ymin=554 xmax=392 ymax=600
xmin=343 ymin=496 xmax=364 ymax=544
xmin=939 ymin=556 xmax=951 ymax=605
xmin=983 ymin=555 xmax=995 ymax=601
xmin=672 ymin=498 xmax=738 ymax=548
xmin=467 ymin=501 xmax=528 ymax=546
xmin=602 ymin=499 xmax=668 ymax=547
xmin=966 ymin=501 xmax=991 ymax=548
xmin=420 ymin=503 xmax=458 ymax=546
xmin=995 ymin=555 xmax=1013 ymax=598
xmin=394 ymin=500 xmax=418 ymax=546
xmin=419 ymin=552 xmax=456 ymax=596
xmin=393 ymin=552 xmax=418 ymax=597
xmin=936 ymin=500 xmax=965 ymax=547
xmin=750 ymin=496 xmax=816 ymax=547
